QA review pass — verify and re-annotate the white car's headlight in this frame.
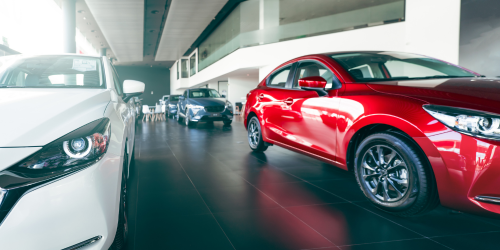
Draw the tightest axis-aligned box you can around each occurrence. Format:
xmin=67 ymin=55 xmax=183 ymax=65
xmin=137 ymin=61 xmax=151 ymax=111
xmin=423 ymin=105 xmax=500 ymax=140
xmin=0 ymin=118 xmax=111 ymax=223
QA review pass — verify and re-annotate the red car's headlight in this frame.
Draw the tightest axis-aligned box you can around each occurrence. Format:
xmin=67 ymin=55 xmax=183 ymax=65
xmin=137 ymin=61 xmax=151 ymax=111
xmin=423 ymin=105 xmax=500 ymax=140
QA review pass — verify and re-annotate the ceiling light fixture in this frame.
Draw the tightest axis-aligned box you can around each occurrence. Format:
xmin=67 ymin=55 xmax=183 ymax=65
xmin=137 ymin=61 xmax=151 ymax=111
xmin=83 ymin=17 xmax=86 ymax=20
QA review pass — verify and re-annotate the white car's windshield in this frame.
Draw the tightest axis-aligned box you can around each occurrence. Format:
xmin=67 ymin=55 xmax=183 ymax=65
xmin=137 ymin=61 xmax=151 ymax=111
xmin=330 ymin=52 xmax=477 ymax=82
xmin=0 ymin=55 xmax=105 ymax=88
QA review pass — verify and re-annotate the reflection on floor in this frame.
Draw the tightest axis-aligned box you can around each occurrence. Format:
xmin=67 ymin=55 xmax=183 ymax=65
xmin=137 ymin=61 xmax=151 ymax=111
xmin=127 ymin=117 xmax=500 ymax=250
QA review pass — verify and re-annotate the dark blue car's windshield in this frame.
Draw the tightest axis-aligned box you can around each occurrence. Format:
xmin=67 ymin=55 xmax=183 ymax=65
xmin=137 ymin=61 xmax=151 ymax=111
xmin=189 ymin=89 xmax=221 ymax=98
xmin=330 ymin=52 xmax=477 ymax=82
xmin=170 ymin=95 xmax=180 ymax=101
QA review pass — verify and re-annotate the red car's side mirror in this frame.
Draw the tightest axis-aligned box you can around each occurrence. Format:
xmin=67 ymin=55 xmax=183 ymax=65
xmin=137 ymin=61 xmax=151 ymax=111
xmin=298 ymin=76 xmax=327 ymax=89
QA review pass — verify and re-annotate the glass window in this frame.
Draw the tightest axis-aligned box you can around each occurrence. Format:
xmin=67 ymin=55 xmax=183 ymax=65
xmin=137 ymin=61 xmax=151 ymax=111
xmin=268 ymin=65 xmax=292 ymax=88
xmin=330 ymin=52 xmax=477 ymax=82
xmin=190 ymin=54 xmax=196 ymax=76
xmin=170 ymin=95 xmax=180 ymax=101
xmin=198 ymin=0 xmax=405 ymax=71
xmin=177 ymin=61 xmax=179 ymax=79
xmin=0 ymin=55 xmax=104 ymax=88
xmin=189 ymin=89 xmax=221 ymax=98
xmin=293 ymin=61 xmax=340 ymax=89
xmin=181 ymin=59 xmax=188 ymax=78
xmin=183 ymin=91 xmax=187 ymax=98
xmin=110 ymin=65 xmax=123 ymax=95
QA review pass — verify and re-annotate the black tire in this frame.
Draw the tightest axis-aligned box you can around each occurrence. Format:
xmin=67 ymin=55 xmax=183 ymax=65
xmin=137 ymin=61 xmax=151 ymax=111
xmin=354 ymin=132 xmax=439 ymax=217
xmin=185 ymin=109 xmax=197 ymax=127
xmin=247 ymin=116 xmax=268 ymax=152
xmin=176 ymin=108 xmax=183 ymax=123
xmin=109 ymin=149 xmax=129 ymax=250
xmin=223 ymin=120 xmax=232 ymax=126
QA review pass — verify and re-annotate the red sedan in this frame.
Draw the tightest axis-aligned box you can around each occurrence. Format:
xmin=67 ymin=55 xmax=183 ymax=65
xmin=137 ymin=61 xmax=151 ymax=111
xmin=244 ymin=51 xmax=500 ymax=217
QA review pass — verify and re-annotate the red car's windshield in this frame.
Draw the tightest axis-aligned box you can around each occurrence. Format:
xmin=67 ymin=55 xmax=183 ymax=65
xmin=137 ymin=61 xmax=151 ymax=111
xmin=330 ymin=52 xmax=477 ymax=82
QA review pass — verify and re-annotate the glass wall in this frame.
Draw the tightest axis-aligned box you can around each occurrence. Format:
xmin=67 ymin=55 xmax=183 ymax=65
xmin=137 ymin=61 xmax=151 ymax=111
xmin=190 ymin=53 xmax=196 ymax=76
xmin=181 ymin=59 xmax=188 ymax=78
xmin=198 ymin=0 xmax=405 ymax=71
xmin=177 ymin=61 xmax=179 ymax=79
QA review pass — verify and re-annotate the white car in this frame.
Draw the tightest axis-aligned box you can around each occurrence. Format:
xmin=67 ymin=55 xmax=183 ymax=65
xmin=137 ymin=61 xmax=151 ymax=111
xmin=0 ymin=54 xmax=144 ymax=250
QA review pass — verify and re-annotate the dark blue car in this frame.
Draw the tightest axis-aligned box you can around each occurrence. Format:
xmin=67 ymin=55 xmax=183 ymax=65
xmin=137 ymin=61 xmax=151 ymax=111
xmin=166 ymin=95 xmax=181 ymax=118
xmin=176 ymin=88 xmax=233 ymax=126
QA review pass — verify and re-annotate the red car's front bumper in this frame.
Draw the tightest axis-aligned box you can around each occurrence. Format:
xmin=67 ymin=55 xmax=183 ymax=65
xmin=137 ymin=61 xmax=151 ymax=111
xmin=416 ymin=131 xmax=500 ymax=217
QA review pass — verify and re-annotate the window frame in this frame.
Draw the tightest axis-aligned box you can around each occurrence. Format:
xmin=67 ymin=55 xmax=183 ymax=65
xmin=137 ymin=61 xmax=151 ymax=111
xmin=266 ymin=63 xmax=296 ymax=89
xmin=290 ymin=60 xmax=342 ymax=91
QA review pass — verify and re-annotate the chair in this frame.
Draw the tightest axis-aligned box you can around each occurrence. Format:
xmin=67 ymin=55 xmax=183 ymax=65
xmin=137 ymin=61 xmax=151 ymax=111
xmin=142 ymin=105 xmax=153 ymax=121
xmin=154 ymin=104 xmax=162 ymax=121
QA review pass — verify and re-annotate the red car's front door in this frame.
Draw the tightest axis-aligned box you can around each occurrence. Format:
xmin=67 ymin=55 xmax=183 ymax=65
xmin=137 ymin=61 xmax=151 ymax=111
xmin=278 ymin=61 xmax=342 ymax=161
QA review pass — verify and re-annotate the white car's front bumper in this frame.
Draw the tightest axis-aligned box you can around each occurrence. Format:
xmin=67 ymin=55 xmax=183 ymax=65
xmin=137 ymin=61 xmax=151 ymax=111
xmin=0 ymin=151 xmax=122 ymax=250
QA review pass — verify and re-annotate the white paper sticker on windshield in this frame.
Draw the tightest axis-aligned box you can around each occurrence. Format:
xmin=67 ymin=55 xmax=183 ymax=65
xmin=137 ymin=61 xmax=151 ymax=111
xmin=72 ymin=59 xmax=96 ymax=72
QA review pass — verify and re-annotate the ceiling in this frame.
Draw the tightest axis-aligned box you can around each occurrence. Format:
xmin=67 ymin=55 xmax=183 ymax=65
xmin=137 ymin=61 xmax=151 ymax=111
xmin=155 ymin=0 xmax=228 ymax=61
xmin=85 ymin=0 xmax=144 ymax=62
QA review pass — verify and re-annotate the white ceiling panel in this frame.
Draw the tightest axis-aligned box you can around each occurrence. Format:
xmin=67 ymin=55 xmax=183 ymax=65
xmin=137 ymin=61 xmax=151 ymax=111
xmin=85 ymin=0 xmax=144 ymax=62
xmin=155 ymin=0 xmax=227 ymax=61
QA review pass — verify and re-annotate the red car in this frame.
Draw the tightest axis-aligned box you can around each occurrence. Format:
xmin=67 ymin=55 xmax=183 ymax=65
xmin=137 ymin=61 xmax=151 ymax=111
xmin=244 ymin=51 xmax=500 ymax=217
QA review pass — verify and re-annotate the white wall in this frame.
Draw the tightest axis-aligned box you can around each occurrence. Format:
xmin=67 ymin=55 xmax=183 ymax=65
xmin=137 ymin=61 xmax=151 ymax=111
xmin=404 ymin=0 xmax=461 ymax=64
xmin=170 ymin=0 xmax=462 ymax=91
xmin=227 ymin=76 xmax=259 ymax=112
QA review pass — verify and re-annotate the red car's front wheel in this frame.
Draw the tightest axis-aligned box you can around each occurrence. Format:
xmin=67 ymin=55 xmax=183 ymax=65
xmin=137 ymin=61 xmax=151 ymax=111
xmin=354 ymin=132 xmax=439 ymax=217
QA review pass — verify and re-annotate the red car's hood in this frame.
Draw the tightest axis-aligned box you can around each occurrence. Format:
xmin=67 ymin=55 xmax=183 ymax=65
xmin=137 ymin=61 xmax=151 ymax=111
xmin=367 ymin=78 xmax=500 ymax=114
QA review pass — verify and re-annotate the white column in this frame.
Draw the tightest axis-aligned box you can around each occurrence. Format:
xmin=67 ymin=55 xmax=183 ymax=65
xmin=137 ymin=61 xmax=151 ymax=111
xmin=62 ymin=0 xmax=76 ymax=53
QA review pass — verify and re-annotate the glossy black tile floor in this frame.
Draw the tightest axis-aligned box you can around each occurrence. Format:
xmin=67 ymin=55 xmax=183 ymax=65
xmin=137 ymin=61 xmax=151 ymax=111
xmin=126 ymin=117 xmax=500 ymax=250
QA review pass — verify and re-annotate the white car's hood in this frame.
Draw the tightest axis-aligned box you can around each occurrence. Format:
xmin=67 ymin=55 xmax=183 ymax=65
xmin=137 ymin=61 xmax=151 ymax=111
xmin=0 ymin=88 xmax=111 ymax=147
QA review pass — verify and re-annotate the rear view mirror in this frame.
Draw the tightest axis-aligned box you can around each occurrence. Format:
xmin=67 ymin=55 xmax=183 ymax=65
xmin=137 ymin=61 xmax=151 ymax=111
xmin=123 ymin=80 xmax=145 ymax=102
xmin=298 ymin=76 xmax=328 ymax=96
xmin=221 ymin=95 xmax=226 ymax=98
xmin=298 ymin=76 xmax=327 ymax=88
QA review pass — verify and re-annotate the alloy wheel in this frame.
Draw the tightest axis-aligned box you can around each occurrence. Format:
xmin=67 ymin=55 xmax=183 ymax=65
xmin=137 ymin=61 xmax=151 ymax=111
xmin=361 ymin=145 xmax=409 ymax=202
xmin=248 ymin=119 xmax=260 ymax=149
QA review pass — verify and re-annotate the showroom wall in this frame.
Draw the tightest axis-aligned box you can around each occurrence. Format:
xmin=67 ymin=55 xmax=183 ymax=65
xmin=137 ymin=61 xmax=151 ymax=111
xmin=115 ymin=66 xmax=170 ymax=106
xmin=459 ymin=0 xmax=500 ymax=77
xmin=228 ymin=76 xmax=259 ymax=112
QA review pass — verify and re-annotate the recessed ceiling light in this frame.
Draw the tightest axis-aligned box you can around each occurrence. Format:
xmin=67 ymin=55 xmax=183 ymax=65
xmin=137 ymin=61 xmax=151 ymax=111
xmin=83 ymin=17 xmax=86 ymax=20
xmin=151 ymin=10 xmax=159 ymax=14
xmin=78 ymin=10 xmax=85 ymax=14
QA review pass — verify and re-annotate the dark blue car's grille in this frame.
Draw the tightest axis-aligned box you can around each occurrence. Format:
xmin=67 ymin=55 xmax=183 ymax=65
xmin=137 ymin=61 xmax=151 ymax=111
xmin=205 ymin=106 xmax=224 ymax=112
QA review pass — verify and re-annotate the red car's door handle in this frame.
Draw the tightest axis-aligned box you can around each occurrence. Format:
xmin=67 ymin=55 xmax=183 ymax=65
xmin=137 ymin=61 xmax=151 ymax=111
xmin=284 ymin=98 xmax=293 ymax=106
xmin=258 ymin=94 xmax=264 ymax=100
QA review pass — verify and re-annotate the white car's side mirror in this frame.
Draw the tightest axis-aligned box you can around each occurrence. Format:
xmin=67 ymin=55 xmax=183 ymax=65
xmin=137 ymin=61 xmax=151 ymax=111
xmin=123 ymin=80 xmax=145 ymax=102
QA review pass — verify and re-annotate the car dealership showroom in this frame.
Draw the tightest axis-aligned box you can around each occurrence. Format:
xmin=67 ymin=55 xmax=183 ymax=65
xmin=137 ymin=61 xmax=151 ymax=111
xmin=2 ymin=0 xmax=500 ymax=249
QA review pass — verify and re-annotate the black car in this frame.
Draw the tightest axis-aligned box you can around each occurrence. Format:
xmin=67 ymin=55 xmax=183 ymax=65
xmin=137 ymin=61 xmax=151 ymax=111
xmin=176 ymin=88 xmax=233 ymax=126
xmin=166 ymin=95 xmax=181 ymax=118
